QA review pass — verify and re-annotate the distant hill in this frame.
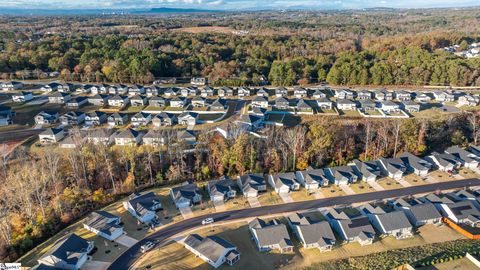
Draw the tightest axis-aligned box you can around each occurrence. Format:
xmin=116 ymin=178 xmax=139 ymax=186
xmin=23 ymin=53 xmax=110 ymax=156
xmin=143 ymin=7 xmax=222 ymax=14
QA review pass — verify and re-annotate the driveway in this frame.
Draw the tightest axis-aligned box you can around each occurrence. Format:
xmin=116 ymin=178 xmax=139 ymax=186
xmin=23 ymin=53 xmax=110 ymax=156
xmin=213 ymin=201 xmax=226 ymax=211
xmin=425 ymin=175 xmax=438 ymax=183
xmin=279 ymin=193 xmax=294 ymax=203
xmin=396 ymin=178 xmax=412 ymax=187
xmin=247 ymin=197 xmax=261 ymax=207
xmin=339 ymin=184 xmax=356 ymax=195
xmin=368 ymin=181 xmax=385 ymax=191
xmin=115 ymin=235 xmax=138 ymax=248
xmin=83 ymin=260 xmax=110 ymax=270
xmin=179 ymin=206 xmax=193 ymax=219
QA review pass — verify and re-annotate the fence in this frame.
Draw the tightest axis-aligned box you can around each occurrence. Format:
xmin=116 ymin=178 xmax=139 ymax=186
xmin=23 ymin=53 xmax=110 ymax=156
xmin=442 ymin=217 xmax=480 ymax=239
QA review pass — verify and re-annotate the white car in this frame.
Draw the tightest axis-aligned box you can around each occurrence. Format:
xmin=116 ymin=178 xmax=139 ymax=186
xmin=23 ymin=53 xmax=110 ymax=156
xmin=141 ymin=241 xmax=155 ymax=253
xmin=201 ymin=218 xmax=214 ymax=225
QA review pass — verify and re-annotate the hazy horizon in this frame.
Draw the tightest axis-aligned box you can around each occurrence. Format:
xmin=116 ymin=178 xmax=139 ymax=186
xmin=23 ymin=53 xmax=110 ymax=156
xmin=1 ymin=0 xmax=479 ymax=11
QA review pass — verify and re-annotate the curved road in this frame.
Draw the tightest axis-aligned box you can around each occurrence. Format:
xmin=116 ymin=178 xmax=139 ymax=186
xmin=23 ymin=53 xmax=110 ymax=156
xmin=108 ymin=178 xmax=480 ymax=270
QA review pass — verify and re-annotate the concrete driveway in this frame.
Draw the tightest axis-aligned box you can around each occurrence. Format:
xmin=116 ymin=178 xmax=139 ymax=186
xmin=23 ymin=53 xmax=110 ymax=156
xmin=339 ymin=184 xmax=356 ymax=195
xmin=247 ymin=197 xmax=261 ymax=207
xmin=115 ymin=235 xmax=138 ymax=247
xmin=83 ymin=260 xmax=110 ymax=270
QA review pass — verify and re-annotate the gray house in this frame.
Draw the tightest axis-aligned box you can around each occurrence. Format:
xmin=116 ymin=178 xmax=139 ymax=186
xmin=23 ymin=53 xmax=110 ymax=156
xmin=352 ymin=159 xmax=382 ymax=182
xmin=249 ymin=218 xmax=294 ymax=253
xmin=88 ymin=94 xmax=109 ymax=106
xmin=369 ymin=210 xmax=413 ymax=239
xmin=287 ymin=213 xmax=336 ymax=252
xmin=170 ymin=182 xmax=202 ymax=209
xmin=377 ymin=157 xmax=407 ymax=180
xmin=268 ymin=172 xmax=300 ymax=194
xmin=328 ymin=215 xmax=375 ymax=246
xmin=83 ymin=211 xmax=123 ymax=241
xmin=403 ymin=202 xmax=442 ymax=226
xmin=426 ymin=152 xmax=462 ymax=172
xmin=399 ymin=152 xmax=432 ymax=177
xmin=85 ymin=111 xmax=107 ymax=126
xmin=183 ymin=234 xmax=240 ymax=268
xmin=325 ymin=166 xmax=358 ymax=186
xmin=107 ymin=113 xmax=128 ymax=127
xmin=207 ymin=177 xmax=237 ymax=203
xmin=60 ymin=111 xmax=85 ymax=126
xmin=237 ymin=173 xmax=267 ymax=198
xmin=37 ymin=234 xmax=94 ymax=270
xmin=445 ymin=146 xmax=480 ymax=169
xmin=438 ymin=200 xmax=480 ymax=227
xmin=123 ymin=192 xmax=162 ymax=223
xmin=295 ymin=169 xmax=329 ymax=191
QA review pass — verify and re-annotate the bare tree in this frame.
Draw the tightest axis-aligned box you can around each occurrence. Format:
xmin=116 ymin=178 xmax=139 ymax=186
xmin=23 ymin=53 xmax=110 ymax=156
xmin=282 ymin=125 xmax=307 ymax=171
xmin=393 ymin=120 xmax=402 ymax=157
xmin=467 ymin=112 xmax=480 ymax=145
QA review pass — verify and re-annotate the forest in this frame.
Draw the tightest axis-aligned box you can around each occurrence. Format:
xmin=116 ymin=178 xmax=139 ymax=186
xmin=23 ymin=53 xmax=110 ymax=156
xmin=0 ymin=8 xmax=479 ymax=86
xmin=0 ymin=113 xmax=479 ymax=261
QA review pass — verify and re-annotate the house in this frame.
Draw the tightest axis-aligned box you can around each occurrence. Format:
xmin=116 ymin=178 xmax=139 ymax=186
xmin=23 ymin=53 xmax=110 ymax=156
xmin=426 ymin=152 xmax=462 ymax=172
xmin=357 ymin=90 xmax=372 ymax=100
xmin=48 ymin=92 xmax=71 ymax=104
xmin=145 ymin=86 xmax=160 ymax=96
xmin=328 ymin=215 xmax=375 ymax=245
xmin=317 ymin=98 xmax=333 ymax=110
xmin=170 ymin=97 xmax=185 ymax=108
xmin=274 ymin=97 xmax=290 ymax=110
xmin=66 ymin=97 xmax=88 ymax=108
xmin=415 ymin=92 xmax=432 ymax=102
xmin=83 ymin=211 xmax=123 ymax=241
xmin=183 ymin=234 xmax=240 ymax=268
xmin=235 ymin=114 xmax=263 ymax=130
xmin=60 ymin=111 xmax=85 ymax=126
xmin=88 ymin=94 xmax=109 ymax=106
xmin=1 ymin=81 xmax=23 ymax=91
xmin=369 ymin=210 xmax=413 ymax=239
xmin=438 ymin=200 xmax=480 ymax=227
xmin=131 ymin=112 xmax=152 ymax=127
xmin=374 ymin=89 xmax=393 ymax=101
xmin=85 ymin=111 xmax=107 ymax=126
xmin=336 ymin=99 xmax=357 ymax=111
xmin=192 ymin=97 xmax=206 ymax=107
xmin=41 ymin=82 xmax=61 ymax=92
xmin=164 ymin=88 xmax=178 ymax=97
xmin=293 ymin=87 xmax=308 ymax=98
xmin=458 ymin=94 xmax=480 ymax=107
xmin=377 ymin=157 xmax=407 ymax=180
xmin=200 ymin=87 xmax=214 ymax=97
xmin=312 ymin=89 xmax=326 ymax=99
xmin=251 ymin=96 xmax=269 ymax=109
xmin=123 ymin=192 xmax=162 ymax=223
xmin=209 ymin=99 xmax=226 ymax=111
xmin=90 ymin=84 xmax=110 ymax=95
xmin=403 ymin=202 xmax=442 ymax=226
xmin=420 ymin=193 xmax=456 ymax=206
xmin=86 ymin=129 xmax=113 ymax=145
xmin=334 ymin=89 xmax=354 ymax=100
xmin=287 ymin=213 xmax=336 ymax=252
xmin=358 ymin=99 xmax=377 ymax=111
xmin=433 ymin=91 xmax=455 ymax=102
xmin=77 ymin=84 xmax=93 ymax=94
xmin=268 ymin=172 xmax=300 ymax=194
xmin=238 ymin=87 xmax=251 ymax=97
xmin=130 ymin=95 xmax=147 ymax=107
xmin=275 ymin=87 xmax=288 ymax=98
xmin=191 ymin=77 xmax=207 ymax=86
xmin=358 ymin=203 xmax=386 ymax=216
xmin=107 ymin=113 xmax=128 ymax=127
xmin=402 ymin=101 xmax=420 ymax=113
xmin=39 ymin=128 xmax=64 ymax=144
xmin=152 ymin=112 xmax=176 ymax=127
xmin=142 ymin=130 xmax=165 ymax=146
xmin=149 ymin=96 xmax=166 ymax=107
xmin=399 ymin=152 xmax=432 ymax=177
xmin=113 ymin=84 xmax=129 ymax=95
xmin=178 ymin=112 xmax=199 ymax=126
xmin=180 ymin=88 xmax=191 ymax=97
xmin=296 ymin=100 xmax=314 ymax=113
xmin=114 ymin=128 xmax=142 ymax=146
xmin=218 ymin=87 xmax=234 ymax=97
xmin=12 ymin=91 xmax=33 ymax=102
xmin=0 ymin=113 xmax=11 ymax=126
xmin=237 ymin=173 xmax=267 ymax=198
xmin=177 ymin=130 xmax=197 ymax=144
xmin=207 ymin=177 xmax=237 ymax=203
xmin=352 ymin=159 xmax=382 ymax=182
xmin=108 ymin=95 xmax=130 ymax=108
xmin=37 ymin=234 xmax=93 ymax=270
xmin=395 ymin=90 xmax=412 ymax=101
xmin=170 ymin=182 xmax=202 ymax=209
xmin=128 ymin=85 xmax=145 ymax=96
xmin=256 ymin=88 xmax=269 ymax=97
xmin=35 ymin=111 xmax=59 ymax=125
xmin=380 ymin=101 xmax=400 ymax=113
xmin=325 ymin=166 xmax=358 ymax=185
xmin=58 ymin=83 xmax=77 ymax=93
xmin=249 ymin=218 xmax=294 ymax=253
xmin=295 ymin=169 xmax=329 ymax=191
xmin=445 ymin=146 xmax=480 ymax=169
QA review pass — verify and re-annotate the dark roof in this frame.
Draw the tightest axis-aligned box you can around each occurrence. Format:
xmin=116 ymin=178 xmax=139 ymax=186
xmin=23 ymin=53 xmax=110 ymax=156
xmin=115 ymin=128 xmax=140 ymax=139
xmin=287 ymin=213 xmax=335 ymax=246
xmin=43 ymin=234 xmax=91 ymax=265
xmin=84 ymin=211 xmax=121 ymax=236
xmin=338 ymin=216 xmax=375 ymax=240
xmin=249 ymin=218 xmax=293 ymax=248
xmin=40 ymin=128 xmax=63 ymax=136
xmin=353 ymin=159 xmax=382 ymax=178
xmin=239 ymin=173 xmax=265 ymax=193
xmin=270 ymin=172 xmax=297 ymax=189
xmin=399 ymin=152 xmax=432 ymax=171
xmin=171 ymin=183 xmax=201 ymax=202
xmin=408 ymin=203 xmax=442 ymax=222
xmin=298 ymin=168 xmax=328 ymax=185
xmin=208 ymin=177 xmax=235 ymax=197
xmin=127 ymin=192 xmax=161 ymax=217
xmin=184 ymin=234 xmax=236 ymax=263
xmin=375 ymin=211 xmax=412 ymax=232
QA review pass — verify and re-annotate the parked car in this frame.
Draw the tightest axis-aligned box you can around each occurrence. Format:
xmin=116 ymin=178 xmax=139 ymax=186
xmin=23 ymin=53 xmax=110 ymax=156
xmin=141 ymin=241 xmax=155 ymax=253
xmin=201 ymin=217 xmax=214 ymax=225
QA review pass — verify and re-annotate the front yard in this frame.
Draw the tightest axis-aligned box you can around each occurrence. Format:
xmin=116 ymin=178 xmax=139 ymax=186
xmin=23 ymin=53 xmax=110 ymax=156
xmin=377 ymin=178 xmax=404 ymax=190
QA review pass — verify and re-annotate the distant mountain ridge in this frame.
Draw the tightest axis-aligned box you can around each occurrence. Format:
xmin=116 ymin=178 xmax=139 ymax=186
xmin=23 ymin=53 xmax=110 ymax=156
xmin=143 ymin=7 xmax=223 ymax=13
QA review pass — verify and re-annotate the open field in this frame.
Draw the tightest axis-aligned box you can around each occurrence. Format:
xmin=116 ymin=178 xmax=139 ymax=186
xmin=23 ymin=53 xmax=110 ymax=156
xmin=171 ymin=26 xmax=235 ymax=34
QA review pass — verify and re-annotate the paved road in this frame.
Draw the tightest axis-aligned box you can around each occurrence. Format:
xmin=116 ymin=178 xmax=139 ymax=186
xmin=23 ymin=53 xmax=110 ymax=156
xmin=0 ymin=128 xmax=45 ymax=143
xmin=108 ymin=178 xmax=480 ymax=270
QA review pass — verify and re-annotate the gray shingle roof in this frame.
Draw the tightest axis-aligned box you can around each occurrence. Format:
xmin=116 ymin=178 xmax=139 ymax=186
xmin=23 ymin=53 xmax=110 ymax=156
xmin=127 ymin=192 xmax=161 ymax=217
xmin=84 ymin=211 xmax=121 ymax=236
xmin=375 ymin=211 xmax=412 ymax=232
xmin=43 ymin=234 xmax=91 ymax=265
xmin=408 ymin=203 xmax=442 ymax=222
xmin=399 ymin=152 xmax=432 ymax=172
xmin=184 ymin=234 xmax=236 ymax=263
xmin=249 ymin=218 xmax=293 ymax=248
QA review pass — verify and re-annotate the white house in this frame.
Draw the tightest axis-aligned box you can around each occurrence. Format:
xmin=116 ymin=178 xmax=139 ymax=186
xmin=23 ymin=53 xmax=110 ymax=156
xmin=83 ymin=211 xmax=123 ymax=241
xmin=183 ymin=234 xmax=240 ymax=268
xmin=12 ymin=91 xmax=33 ymax=102
xmin=123 ymin=192 xmax=162 ymax=223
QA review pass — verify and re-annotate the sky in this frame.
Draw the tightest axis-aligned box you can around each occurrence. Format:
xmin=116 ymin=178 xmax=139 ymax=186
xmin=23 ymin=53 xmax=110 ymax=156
xmin=0 ymin=0 xmax=479 ymax=10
